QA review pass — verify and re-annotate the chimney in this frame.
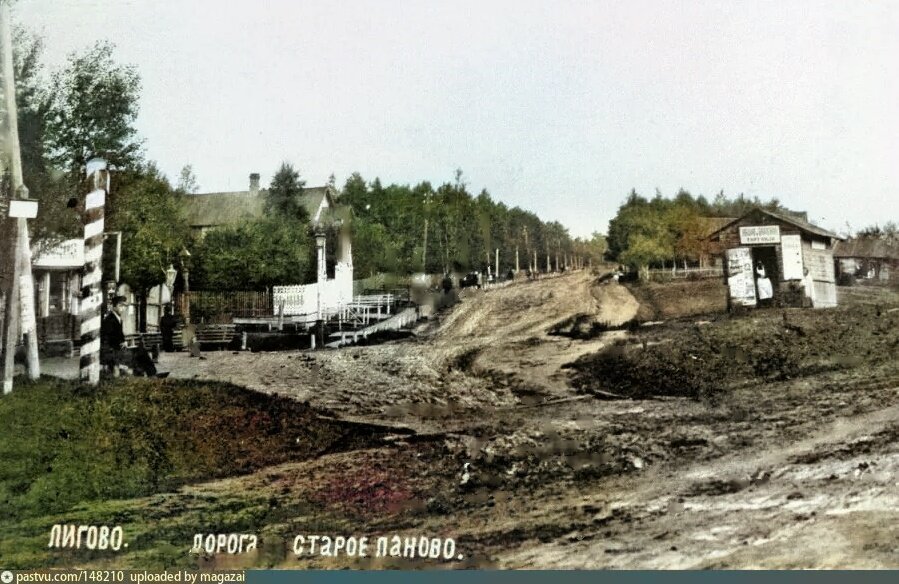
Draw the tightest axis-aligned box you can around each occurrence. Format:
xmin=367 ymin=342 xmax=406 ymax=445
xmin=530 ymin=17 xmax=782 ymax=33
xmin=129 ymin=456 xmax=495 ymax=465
xmin=249 ymin=173 xmax=260 ymax=194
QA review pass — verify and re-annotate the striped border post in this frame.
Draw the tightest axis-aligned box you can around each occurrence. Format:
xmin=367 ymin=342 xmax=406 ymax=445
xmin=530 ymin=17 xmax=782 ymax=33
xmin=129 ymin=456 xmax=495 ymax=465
xmin=79 ymin=158 xmax=108 ymax=385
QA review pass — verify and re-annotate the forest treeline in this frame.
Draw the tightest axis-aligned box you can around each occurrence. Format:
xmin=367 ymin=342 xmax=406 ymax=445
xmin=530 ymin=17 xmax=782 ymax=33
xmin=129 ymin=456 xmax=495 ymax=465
xmin=338 ymin=170 xmax=607 ymax=278
xmin=607 ymin=188 xmax=792 ymax=271
xmin=14 ymin=32 xmax=602 ymax=295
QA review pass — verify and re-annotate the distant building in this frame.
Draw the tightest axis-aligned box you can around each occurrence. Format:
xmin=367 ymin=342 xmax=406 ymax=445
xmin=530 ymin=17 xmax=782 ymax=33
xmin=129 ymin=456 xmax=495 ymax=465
xmin=30 ymin=238 xmax=138 ymax=354
xmin=833 ymin=238 xmax=899 ymax=285
xmin=179 ymin=172 xmax=354 ymax=317
xmin=706 ymin=208 xmax=843 ymax=308
xmin=30 ymin=239 xmax=83 ymax=356
xmin=180 ymin=173 xmax=342 ymax=235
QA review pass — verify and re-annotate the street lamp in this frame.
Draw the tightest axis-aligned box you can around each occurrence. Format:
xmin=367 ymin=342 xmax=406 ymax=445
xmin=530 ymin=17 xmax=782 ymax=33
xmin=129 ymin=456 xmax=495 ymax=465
xmin=179 ymin=248 xmax=192 ymax=324
xmin=164 ymin=264 xmax=177 ymax=291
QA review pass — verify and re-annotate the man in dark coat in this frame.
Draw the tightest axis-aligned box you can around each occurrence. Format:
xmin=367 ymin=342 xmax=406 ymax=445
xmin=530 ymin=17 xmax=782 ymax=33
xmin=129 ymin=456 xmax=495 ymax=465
xmin=159 ymin=305 xmax=178 ymax=352
xmin=101 ymin=295 xmax=128 ymax=375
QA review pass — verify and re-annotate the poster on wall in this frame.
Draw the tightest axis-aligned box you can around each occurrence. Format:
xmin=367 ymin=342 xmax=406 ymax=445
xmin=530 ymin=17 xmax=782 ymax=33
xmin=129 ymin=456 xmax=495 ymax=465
xmin=781 ymin=234 xmax=804 ymax=280
xmin=726 ymin=247 xmax=757 ymax=306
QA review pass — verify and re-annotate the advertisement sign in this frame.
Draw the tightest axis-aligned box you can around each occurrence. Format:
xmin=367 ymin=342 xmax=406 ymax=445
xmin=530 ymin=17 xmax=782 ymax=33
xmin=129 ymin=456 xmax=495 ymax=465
xmin=20 ymin=274 xmax=36 ymax=333
xmin=726 ymin=247 xmax=757 ymax=306
xmin=781 ymin=234 xmax=804 ymax=280
xmin=739 ymin=225 xmax=780 ymax=245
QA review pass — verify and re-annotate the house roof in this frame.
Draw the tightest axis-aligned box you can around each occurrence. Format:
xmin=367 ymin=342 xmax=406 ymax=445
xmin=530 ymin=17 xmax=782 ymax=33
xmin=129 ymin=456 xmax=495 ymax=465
xmin=833 ymin=237 xmax=899 ymax=259
xmin=705 ymin=207 xmax=842 ymax=241
xmin=180 ymin=186 xmax=336 ymax=227
xmin=700 ymin=216 xmax=738 ymax=237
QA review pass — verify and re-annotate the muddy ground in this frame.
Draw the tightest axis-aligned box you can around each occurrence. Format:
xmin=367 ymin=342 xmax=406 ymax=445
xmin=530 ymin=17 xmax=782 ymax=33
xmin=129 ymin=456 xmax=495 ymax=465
xmin=136 ymin=272 xmax=899 ymax=569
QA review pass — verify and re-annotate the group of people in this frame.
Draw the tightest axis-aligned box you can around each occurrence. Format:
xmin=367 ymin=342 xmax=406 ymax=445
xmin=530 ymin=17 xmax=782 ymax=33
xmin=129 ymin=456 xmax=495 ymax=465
xmin=755 ymin=261 xmax=817 ymax=308
xmin=100 ymin=297 xmax=179 ymax=377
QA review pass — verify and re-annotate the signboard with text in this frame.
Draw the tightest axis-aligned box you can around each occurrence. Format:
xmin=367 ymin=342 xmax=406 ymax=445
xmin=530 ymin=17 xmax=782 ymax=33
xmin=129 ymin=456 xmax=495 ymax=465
xmin=726 ymin=247 xmax=757 ymax=307
xmin=33 ymin=239 xmax=85 ymax=269
xmin=739 ymin=225 xmax=781 ymax=245
xmin=781 ymin=234 xmax=804 ymax=280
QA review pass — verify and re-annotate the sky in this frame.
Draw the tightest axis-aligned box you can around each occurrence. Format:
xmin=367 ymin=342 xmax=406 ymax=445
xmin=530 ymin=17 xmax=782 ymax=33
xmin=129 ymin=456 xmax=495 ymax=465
xmin=14 ymin=0 xmax=899 ymax=238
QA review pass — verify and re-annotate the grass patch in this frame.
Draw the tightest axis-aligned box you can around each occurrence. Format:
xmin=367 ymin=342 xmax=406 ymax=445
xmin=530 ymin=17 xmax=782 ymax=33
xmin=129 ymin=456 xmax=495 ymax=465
xmin=0 ymin=377 xmax=383 ymax=522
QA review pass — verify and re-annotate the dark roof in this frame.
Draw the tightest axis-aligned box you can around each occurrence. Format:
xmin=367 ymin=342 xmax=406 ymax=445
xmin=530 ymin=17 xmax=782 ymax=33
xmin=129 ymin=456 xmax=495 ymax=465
xmin=181 ymin=186 xmax=335 ymax=227
xmin=700 ymin=216 xmax=738 ymax=237
xmin=706 ymin=207 xmax=842 ymax=241
xmin=833 ymin=238 xmax=899 ymax=259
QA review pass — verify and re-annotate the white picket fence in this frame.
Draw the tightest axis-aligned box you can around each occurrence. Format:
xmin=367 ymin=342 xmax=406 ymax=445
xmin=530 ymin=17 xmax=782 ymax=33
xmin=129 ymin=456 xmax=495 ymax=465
xmin=273 ymin=265 xmax=353 ymax=316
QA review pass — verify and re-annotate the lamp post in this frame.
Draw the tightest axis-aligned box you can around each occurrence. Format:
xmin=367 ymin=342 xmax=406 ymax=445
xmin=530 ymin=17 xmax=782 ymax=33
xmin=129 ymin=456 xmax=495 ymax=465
xmin=164 ymin=263 xmax=177 ymax=300
xmin=179 ymin=248 xmax=192 ymax=323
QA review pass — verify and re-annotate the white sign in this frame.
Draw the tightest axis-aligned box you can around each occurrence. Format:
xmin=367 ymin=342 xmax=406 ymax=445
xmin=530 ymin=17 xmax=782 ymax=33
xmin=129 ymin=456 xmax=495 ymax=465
xmin=739 ymin=225 xmax=780 ymax=245
xmin=726 ymin=247 xmax=757 ymax=306
xmin=781 ymin=234 xmax=804 ymax=280
xmin=33 ymin=239 xmax=85 ymax=269
xmin=811 ymin=239 xmax=826 ymax=250
xmin=20 ymin=274 xmax=36 ymax=333
xmin=8 ymin=200 xmax=38 ymax=218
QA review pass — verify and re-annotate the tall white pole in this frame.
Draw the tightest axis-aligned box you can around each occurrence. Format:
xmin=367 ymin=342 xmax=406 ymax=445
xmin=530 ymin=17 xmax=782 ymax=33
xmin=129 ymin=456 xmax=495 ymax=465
xmin=1 ymin=2 xmax=40 ymax=390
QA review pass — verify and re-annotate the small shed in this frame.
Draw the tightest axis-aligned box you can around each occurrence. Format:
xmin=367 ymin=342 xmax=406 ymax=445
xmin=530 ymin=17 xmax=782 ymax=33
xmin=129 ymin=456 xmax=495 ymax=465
xmin=832 ymin=238 xmax=899 ymax=285
xmin=705 ymin=208 xmax=843 ymax=308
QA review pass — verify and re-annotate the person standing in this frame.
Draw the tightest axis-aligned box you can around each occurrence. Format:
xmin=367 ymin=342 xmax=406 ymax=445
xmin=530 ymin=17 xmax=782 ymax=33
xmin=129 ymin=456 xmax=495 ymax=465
xmin=802 ymin=267 xmax=817 ymax=308
xmin=101 ymin=296 xmax=128 ymax=376
xmin=755 ymin=261 xmax=774 ymax=307
xmin=159 ymin=305 xmax=177 ymax=352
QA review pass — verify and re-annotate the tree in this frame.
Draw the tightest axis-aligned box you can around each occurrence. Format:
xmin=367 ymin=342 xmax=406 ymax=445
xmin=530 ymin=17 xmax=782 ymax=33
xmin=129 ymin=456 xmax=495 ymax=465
xmin=192 ymin=216 xmax=313 ymax=290
xmin=176 ymin=164 xmax=199 ymax=194
xmin=856 ymin=222 xmax=899 ymax=245
xmin=265 ymin=162 xmax=307 ymax=221
xmin=109 ymin=163 xmax=190 ymax=330
xmin=12 ymin=28 xmax=78 ymax=245
xmin=44 ymin=41 xmax=142 ymax=177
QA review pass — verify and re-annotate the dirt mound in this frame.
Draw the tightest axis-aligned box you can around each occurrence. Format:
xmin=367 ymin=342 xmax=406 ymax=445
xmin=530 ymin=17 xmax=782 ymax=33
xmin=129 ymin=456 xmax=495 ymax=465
xmin=548 ymin=313 xmax=640 ymax=339
xmin=566 ymin=303 xmax=899 ymax=401
xmin=625 ymin=279 xmax=728 ymax=321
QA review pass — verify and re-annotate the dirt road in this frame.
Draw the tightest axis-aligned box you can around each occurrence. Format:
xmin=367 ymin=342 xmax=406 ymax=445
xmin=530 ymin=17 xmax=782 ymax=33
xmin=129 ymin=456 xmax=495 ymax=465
xmin=160 ymin=272 xmax=899 ymax=568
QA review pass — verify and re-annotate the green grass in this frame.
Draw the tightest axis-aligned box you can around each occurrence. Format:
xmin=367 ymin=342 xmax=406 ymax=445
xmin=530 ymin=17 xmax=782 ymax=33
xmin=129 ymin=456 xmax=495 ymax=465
xmin=0 ymin=376 xmax=383 ymax=568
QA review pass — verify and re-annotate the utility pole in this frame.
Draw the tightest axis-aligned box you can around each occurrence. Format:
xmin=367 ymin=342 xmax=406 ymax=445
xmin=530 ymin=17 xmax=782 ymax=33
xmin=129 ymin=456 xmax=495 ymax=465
xmin=421 ymin=218 xmax=428 ymax=272
xmin=1 ymin=2 xmax=40 ymax=392
xmin=522 ymin=226 xmax=530 ymax=271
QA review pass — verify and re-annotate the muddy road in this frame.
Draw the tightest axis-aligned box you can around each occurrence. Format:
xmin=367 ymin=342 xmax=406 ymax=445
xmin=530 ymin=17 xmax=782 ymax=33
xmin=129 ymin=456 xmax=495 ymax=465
xmin=161 ymin=272 xmax=899 ymax=569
